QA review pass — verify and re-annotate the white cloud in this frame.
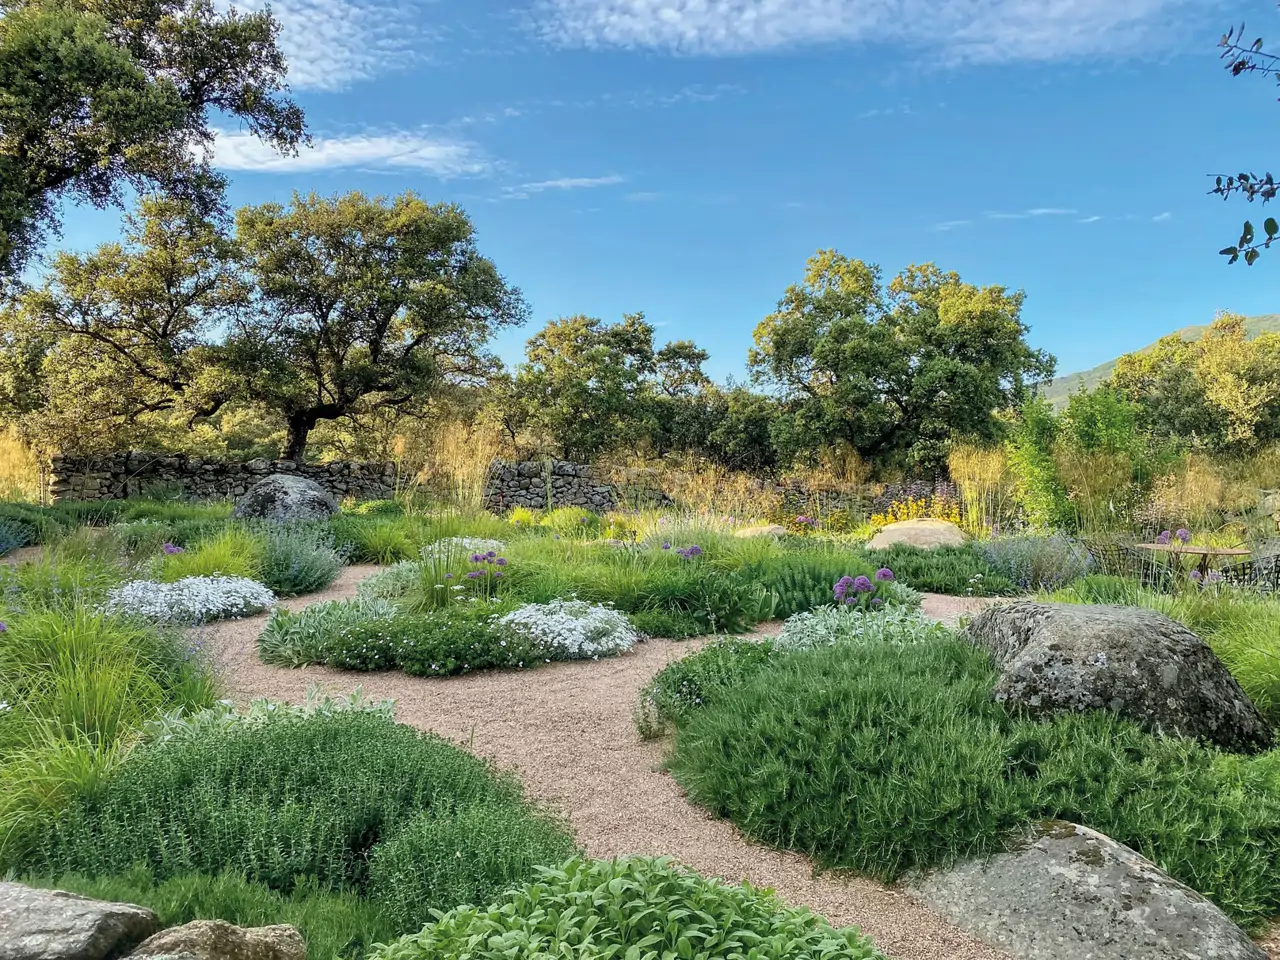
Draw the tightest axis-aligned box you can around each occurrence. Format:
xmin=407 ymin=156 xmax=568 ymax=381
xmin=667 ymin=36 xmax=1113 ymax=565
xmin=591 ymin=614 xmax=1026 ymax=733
xmin=216 ymin=0 xmax=436 ymax=91
xmin=934 ymin=219 xmax=970 ymax=231
xmin=531 ymin=0 xmax=1209 ymax=63
xmin=1078 ymin=215 xmax=1103 ymax=223
xmin=985 ymin=207 xmax=1076 ymax=220
xmin=503 ymin=175 xmax=625 ymax=199
xmin=1153 ymin=211 xmax=1173 ymax=222
xmin=625 ymin=191 xmax=662 ymax=201
xmin=210 ymin=129 xmax=491 ymax=177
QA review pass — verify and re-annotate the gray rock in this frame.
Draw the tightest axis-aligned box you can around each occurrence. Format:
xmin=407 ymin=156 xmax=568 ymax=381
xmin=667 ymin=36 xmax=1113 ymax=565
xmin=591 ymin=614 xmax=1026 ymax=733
xmin=965 ymin=601 xmax=1273 ymax=753
xmin=128 ymin=920 xmax=304 ymax=960
xmin=0 ymin=881 xmax=158 ymax=960
xmin=912 ymin=820 xmax=1266 ymax=960
xmin=231 ymin=474 xmax=338 ymax=523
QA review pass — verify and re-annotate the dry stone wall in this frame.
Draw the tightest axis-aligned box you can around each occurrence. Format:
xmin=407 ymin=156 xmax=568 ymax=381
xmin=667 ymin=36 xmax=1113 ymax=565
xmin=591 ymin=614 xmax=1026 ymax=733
xmin=483 ymin=460 xmax=619 ymax=513
xmin=50 ymin=451 xmax=396 ymax=503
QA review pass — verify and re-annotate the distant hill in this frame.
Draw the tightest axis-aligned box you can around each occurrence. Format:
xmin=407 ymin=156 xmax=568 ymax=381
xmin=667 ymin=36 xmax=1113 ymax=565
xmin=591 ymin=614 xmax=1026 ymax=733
xmin=1039 ymin=313 xmax=1280 ymax=408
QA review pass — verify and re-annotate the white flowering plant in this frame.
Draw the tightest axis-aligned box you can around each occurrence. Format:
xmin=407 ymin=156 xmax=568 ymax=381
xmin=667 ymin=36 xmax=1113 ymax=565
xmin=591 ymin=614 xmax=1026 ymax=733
xmin=357 ymin=560 xmax=423 ymax=601
xmin=774 ymin=605 xmax=952 ymax=653
xmin=420 ymin=537 xmax=506 ymax=558
xmin=258 ymin=597 xmax=398 ymax=667
xmin=494 ymin=600 xmax=639 ymax=661
xmin=102 ymin=575 xmax=276 ymax=625
xmin=142 ymin=684 xmax=396 ymax=745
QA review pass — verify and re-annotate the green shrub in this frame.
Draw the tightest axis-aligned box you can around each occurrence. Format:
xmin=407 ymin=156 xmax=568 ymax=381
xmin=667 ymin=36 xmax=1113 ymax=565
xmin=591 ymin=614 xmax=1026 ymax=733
xmin=25 ymin=712 xmax=573 ymax=906
xmin=636 ymin=638 xmax=779 ymax=739
xmin=159 ymin=527 xmax=263 ymax=582
xmin=338 ymin=605 xmax=530 ymax=676
xmin=258 ymin=599 xmax=398 ymax=668
xmin=668 ymin=639 xmax=1280 ymax=927
xmin=980 ymin=533 xmax=1091 ymax=591
xmin=257 ymin=524 xmax=345 ymax=596
xmin=0 ymin=503 xmax=73 ymax=544
xmin=852 ymin=544 xmax=1013 ymax=596
xmin=742 ymin=551 xmax=855 ymax=618
xmin=352 ymin=499 xmax=404 ymax=517
xmin=367 ymin=800 xmax=576 ymax=932
xmin=0 ymin=516 xmax=35 ymax=555
xmin=25 ymin=868 xmax=392 ymax=960
xmin=628 ymin=608 xmax=705 ymax=639
xmin=330 ymin=515 xmax=417 ymax=564
xmin=773 ymin=606 xmax=952 ymax=652
xmin=541 ymin=506 xmax=600 ymax=538
xmin=367 ymin=857 xmax=884 ymax=960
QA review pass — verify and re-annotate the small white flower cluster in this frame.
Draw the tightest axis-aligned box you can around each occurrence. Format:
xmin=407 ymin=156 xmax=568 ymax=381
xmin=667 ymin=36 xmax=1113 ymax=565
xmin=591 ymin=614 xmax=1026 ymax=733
xmin=143 ymin=684 xmax=395 ymax=744
xmin=496 ymin=599 xmax=640 ymax=661
xmin=775 ymin=605 xmax=951 ymax=652
xmin=420 ymin=537 xmax=506 ymax=558
xmin=102 ymin=575 xmax=276 ymax=625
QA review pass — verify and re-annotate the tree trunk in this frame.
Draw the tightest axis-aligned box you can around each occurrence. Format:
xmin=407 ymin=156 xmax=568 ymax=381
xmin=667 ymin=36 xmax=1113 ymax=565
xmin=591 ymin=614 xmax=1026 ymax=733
xmin=283 ymin=413 xmax=314 ymax=461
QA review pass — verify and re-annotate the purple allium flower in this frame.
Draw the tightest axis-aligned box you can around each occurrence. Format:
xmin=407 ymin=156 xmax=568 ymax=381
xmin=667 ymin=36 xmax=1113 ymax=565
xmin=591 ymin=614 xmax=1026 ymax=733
xmin=795 ymin=515 xmax=817 ymax=527
xmin=162 ymin=542 xmax=184 ymax=555
xmin=445 ymin=573 xmax=454 ymax=579
xmin=494 ymin=571 xmax=503 ymax=579
xmin=1189 ymin=570 xmax=1203 ymax=582
xmin=465 ymin=571 xmax=483 ymax=580
xmin=1206 ymin=570 xmax=1223 ymax=584
xmin=871 ymin=597 xmax=885 ymax=608
xmin=662 ymin=542 xmax=671 ymax=550
xmin=495 ymin=557 xmax=508 ymax=566
xmin=1175 ymin=528 xmax=1191 ymax=544
xmin=0 ymin=621 xmax=6 ymax=633
xmin=1156 ymin=530 xmax=1172 ymax=545
xmin=485 ymin=551 xmax=497 ymax=559
xmin=852 ymin=575 xmax=874 ymax=593
xmin=470 ymin=553 xmax=484 ymax=563
xmin=875 ymin=568 xmax=895 ymax=582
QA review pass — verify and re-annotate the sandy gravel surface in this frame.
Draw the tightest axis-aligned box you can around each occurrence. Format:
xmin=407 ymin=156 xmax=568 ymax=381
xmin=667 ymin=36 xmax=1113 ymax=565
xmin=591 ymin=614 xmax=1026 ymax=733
xmin=200 ymin=566 xmax=1006 ymax=960
xmin=198 ymin=568 xmax=1277 ymax=959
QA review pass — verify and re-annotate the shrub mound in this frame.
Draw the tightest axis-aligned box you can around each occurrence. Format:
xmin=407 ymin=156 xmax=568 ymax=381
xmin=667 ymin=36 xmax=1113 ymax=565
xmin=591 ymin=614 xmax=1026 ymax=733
xmin=668 ymin=638 xmax=1280 ymax=927
xmin=366 ymin=856 xmax=884 ymax=960
xmin=27 ymin=712 xmax=577 ymax=932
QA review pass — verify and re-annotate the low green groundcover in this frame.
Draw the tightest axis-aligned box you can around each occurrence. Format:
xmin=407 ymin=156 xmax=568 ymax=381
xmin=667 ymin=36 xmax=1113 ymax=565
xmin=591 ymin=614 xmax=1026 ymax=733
xmin=367 ymin=857 xmax=884 ymax=960
xmin=667 ymin=638 xmax=1280 ymax=929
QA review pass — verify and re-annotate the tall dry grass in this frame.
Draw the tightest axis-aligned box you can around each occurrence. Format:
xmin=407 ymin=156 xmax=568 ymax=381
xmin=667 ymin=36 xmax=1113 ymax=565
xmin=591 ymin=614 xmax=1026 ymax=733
xmin=1053 ymin=447 xmax=1136 ymax=533
xmin=0 ymin=426 xmax=44 ymax=503
xmin=396 ymin=419 xmax=507 ymax=511
xmin=947 ymin=443 xmax=1016 ymax=534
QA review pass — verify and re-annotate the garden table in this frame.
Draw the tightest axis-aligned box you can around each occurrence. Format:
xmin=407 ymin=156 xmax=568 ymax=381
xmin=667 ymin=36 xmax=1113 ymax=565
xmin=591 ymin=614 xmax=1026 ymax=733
xmin=1133 ymin=543 xmax=1251 ymax=578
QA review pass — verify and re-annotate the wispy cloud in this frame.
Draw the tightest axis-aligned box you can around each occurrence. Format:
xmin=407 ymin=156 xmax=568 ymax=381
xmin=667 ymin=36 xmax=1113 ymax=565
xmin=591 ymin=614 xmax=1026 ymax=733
xmin=1152 ymin=211 xmax=1173 ymax=222
xmin=503 ymin=175 xmax=625 ymax=200
xmin=1078 ymin=215 xmax=1103 ymax=223
xmin=625 ymin=191 xmax=662 ymax=201
xmin=934 ymin=219 xmax=971 ymax=231
xmin=531 ymin=0 xmax=1207 ymax=63
xmin=215 ymin=0 xmax=438 ymax=91
xmin=210 ymin=129 xmax=491 ymax=177
xmin=984 ymin=207 xmax=1077 ymax=220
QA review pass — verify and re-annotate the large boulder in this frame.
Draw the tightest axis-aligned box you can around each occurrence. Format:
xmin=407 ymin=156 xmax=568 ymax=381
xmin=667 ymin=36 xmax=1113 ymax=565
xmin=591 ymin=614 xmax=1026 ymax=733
xmin=866 ymin=518 xmax=966 ymax=550
xmin=912 ymin=820 xmax=1266 ymax=960
xmin=129 ymin=920 xmax=304 ymax=960
xmin=231 ymin=474 xmax=338 ymax=523
xmin=0 ymin=881 xmax=158 ymax=960
xmin=965 ymin=601 xmax=1272 ymax=753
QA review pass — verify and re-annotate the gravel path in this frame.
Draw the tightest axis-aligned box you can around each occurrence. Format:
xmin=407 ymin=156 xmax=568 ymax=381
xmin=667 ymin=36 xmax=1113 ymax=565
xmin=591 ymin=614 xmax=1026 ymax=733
xmin=198 ymin=569 xmax=1276 ymax=960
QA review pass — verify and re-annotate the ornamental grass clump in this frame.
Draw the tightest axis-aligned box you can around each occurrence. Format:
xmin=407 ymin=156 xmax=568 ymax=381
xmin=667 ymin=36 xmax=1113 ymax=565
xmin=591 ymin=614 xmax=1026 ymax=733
xmin=366 ymin=856 xmax=884 ymax=960
xmin=495 ymin=600 xmax=639 ymax=661
xmin=102 ymin=576 xmax=275 ymax=625
xmin=980 ymin=533 xmax=1091 ymax=591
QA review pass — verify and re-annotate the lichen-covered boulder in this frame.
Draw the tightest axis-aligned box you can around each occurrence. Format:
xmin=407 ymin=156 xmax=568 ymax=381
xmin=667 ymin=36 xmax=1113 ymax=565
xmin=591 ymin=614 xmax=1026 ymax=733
xmin=965 ymin=601 xmax=1272 ymax=753
xmin=231 ymin=474 xmax=338 ymax=523
xmin=865 ymin=518 xmax=966 ymax=550
xmin=0 ymin=881 xmax=158 ymax=960
xmin=129 ymin=920 xmax=305 ymax=960
xmin=912 ymin=820 xmax=1266 ymax=960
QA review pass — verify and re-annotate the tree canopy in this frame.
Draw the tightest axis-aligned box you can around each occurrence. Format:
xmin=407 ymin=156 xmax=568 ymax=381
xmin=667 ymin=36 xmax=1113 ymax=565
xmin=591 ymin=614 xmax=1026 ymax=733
xmin=8 ymin=191 xmax=529 ymax=459
xmin=750 ymin=251 xmax=1054 ymax=473
xmin=0 ymin=0 xmax=305 ymax=277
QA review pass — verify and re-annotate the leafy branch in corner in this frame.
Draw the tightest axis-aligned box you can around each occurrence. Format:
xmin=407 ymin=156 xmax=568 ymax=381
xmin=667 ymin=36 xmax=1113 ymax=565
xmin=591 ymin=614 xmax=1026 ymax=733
xmin=1213 ymin=18 xmax=1279 ymax=264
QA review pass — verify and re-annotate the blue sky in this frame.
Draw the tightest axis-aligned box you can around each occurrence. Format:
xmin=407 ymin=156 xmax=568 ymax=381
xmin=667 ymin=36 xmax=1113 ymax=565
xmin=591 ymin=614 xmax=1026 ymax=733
xmin=59 ymin=0 xmax=1280 ymax=382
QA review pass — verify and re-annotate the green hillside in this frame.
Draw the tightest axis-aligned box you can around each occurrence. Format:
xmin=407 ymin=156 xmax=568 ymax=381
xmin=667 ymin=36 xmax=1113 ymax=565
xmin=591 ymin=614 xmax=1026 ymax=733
xmin=1039 ymin=313 xmax=1280 ymax=408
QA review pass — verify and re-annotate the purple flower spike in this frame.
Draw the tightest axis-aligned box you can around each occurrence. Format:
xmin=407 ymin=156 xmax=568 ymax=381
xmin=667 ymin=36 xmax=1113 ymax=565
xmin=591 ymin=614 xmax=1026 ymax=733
xmin=852 ymin=575 xmax=874 ymax=593
xmin=1175 ymin=528 xmax=1191 ymax=544
xmin=875 ymin=568 xmax=895 ymax=582
xmin=0 ymin=622 xmax=6 ymax=633
xmin=1189 ymin=570 xmax=1202 ymax=582
xmin=1156 ymin=530 xmax=1172 ymax=545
